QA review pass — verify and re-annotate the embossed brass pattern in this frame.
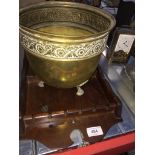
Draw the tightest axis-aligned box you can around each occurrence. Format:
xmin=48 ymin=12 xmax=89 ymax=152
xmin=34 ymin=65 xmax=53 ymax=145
xmin=19 ymin=2 xmax=115 ymax=88
xmin=20 ymin=32 xmax=108 ymax=60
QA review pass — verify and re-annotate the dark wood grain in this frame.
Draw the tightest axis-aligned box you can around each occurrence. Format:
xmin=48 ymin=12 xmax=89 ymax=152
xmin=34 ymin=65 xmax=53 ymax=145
xmin=20 ymin=56 xmax=122 ymax=149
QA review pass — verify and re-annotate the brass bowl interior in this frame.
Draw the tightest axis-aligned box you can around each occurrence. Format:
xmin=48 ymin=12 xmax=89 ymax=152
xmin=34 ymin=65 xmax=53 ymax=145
xmin=20 ymin=2 xmax=114 ymax=39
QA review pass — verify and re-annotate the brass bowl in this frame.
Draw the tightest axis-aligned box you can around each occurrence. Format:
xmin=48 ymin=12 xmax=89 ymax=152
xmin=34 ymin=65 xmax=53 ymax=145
xmin=19 ymin=1 xmax=115 ymax=88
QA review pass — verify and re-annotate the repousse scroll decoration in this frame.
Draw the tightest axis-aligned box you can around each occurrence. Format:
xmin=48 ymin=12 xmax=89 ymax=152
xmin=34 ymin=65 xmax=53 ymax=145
xmin=20 ymin=33 xmax=108 ymax=60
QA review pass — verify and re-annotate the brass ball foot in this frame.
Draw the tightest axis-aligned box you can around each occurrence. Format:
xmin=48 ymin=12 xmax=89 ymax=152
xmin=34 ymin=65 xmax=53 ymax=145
xmin=76 ymin=86 xmax=84 ymax=96
xmin=76 ymin=80 xmax=88 ymax=96
xmin=38 ymin=81 xmax=45 ymax=87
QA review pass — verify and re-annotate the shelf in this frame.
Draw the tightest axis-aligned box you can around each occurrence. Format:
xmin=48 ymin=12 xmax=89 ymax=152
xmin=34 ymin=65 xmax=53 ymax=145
xmin=19 ymin=54 xmax=135 ymax=155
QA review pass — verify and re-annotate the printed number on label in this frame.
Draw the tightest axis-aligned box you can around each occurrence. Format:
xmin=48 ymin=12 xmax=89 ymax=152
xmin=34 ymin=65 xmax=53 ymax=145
xmin=86 ymin=126 xmax=103 ymax=137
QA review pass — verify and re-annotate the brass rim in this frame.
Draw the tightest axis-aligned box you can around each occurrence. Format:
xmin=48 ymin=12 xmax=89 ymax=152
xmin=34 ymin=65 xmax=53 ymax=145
xmin=19 ymin=1 xmax=116 ymax=43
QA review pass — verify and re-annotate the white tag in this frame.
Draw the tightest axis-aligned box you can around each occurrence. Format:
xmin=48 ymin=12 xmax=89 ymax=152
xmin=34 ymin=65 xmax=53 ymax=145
xmin=86 ymin=126 xmax=103 ymax=137
xmin=115 ymin=34 xmax=135 ymax=54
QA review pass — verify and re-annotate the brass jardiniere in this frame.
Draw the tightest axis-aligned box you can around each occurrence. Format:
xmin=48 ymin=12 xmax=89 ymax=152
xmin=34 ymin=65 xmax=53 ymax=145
xmin=19 ymin=1 xmax=115 ymax=88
